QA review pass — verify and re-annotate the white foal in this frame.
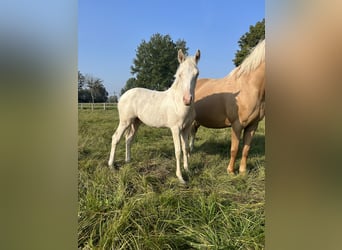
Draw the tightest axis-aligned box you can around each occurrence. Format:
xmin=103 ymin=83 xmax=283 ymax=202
xmin=108 ymin=49 xmax=200 ymax=184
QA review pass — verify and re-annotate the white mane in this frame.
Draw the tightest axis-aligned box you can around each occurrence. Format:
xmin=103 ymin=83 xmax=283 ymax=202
xmin=171 ymin=56 xmax=198 ymax=89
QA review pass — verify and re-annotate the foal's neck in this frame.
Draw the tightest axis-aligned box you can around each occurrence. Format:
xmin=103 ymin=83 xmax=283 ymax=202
xmin=169 ymin=76 xmax=182 ymax=92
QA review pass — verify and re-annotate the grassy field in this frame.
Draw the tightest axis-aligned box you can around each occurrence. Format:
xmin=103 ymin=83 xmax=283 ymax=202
xmin=78 ymin=108 xmax=265 ymax=249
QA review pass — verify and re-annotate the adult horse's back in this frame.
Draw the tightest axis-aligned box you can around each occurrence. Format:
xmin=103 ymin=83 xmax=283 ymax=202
xmin=109 ymin=49 xmax=200 ymax=184
xmin=190 ymin=40 xmax=265 ymax=174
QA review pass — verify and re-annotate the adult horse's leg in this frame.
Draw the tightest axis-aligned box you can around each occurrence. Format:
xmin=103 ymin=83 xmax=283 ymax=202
xmin=108 ymin=121 xmax=130 ymax=167
xmin=227 ymin=123 xmax=242 ymax=174
xmin=171 ymin=127 xmax=186 ymax=184
xmin=239 ymin=122 xmax=258 ymax=173
xmin=125 ymin=119 xmax=141 ymax=162
xmin=189 ymin=121 xmax=200 ymax=152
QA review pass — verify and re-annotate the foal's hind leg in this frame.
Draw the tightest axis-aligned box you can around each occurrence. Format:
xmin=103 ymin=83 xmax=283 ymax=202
xmin=189 ymin=121 xmax=200 ymax=152
xmin=239 ymin=122 xmax=258 ymax=174
xmin=125 ymin=119 xmax=141 ymax=162
xmin=108 ymin=121 xmax=130 ymax=167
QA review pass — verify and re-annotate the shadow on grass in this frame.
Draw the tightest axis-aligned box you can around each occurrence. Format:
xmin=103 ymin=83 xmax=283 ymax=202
xmin=249 ymin=134 xmax=265 ymax=156
xmin=194 ymin=134 xmax=264 ymax=155
xmin=194 ymin=139 xmax=228 ymax=157
xmin=192 ymin=134 xmax=265 ymax=173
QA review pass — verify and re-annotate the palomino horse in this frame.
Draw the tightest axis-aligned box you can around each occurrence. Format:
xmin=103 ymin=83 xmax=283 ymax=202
xmin=108 ymin=49 xmax=200 ymax=184
xmin=190 ymin=40 xmax=265 ymax=174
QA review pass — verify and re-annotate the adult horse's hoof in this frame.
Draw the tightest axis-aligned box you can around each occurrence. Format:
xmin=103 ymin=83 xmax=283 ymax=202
xmin=227 ymin=168 xmax=235 ymax=175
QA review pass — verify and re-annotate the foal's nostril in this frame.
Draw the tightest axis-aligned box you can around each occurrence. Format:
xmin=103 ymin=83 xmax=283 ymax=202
xmin=183 ymin=95 xmax=192 ymax=105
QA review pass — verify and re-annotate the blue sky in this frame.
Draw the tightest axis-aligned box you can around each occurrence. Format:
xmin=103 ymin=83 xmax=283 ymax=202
xmin=78 ymin=0 xmax=264 ymax=96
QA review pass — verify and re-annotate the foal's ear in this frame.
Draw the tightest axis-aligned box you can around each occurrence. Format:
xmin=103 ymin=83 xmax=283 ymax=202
xmin=178 ymin=49 xmax=185 ymax=63
xmin=195 ymin=49 xmax=201 ymax=63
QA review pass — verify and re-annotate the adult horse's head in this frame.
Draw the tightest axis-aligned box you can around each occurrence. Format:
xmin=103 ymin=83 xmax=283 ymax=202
xmin=176 ymin=49 xmax=200 ymax=106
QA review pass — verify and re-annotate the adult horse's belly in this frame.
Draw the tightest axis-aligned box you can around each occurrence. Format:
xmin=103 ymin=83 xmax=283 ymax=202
xmin=194 ymin=99 xmax=232 ymax=128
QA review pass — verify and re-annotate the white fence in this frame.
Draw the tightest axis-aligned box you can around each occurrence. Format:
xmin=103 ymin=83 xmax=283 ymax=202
xmin=78 ymin=103 xmax=117 ymax=110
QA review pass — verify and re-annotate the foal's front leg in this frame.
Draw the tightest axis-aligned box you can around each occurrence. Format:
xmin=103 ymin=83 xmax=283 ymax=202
xmin=180 ymin=127 xmax=191 ymax=172
xmin=171 ymin=127 xmax=186 ymax=184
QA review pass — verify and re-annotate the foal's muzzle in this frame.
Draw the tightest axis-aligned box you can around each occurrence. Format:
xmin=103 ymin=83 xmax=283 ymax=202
xmin=183 ymin=95 xmax=193 ymax=106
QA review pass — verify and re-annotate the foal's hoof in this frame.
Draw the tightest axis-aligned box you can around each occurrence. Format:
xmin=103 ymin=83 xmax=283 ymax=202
xmin=176 ymin=175 xmax=188 ymax=185
xmin=108 ymin=161 xmax=120 ymax=170
xmin=179 ymin=180 xmax=190 ymax=189
xmin=179 ymin=179 xmax=187 ymax=185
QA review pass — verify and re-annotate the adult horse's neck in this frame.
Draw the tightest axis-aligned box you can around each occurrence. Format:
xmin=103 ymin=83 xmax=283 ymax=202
xmin=246 ymin=61 xmax=265 ymax=91
xmin=240 ymin=61 xmax=265 ymax=100
xmin=227 ymin=50 xmax=265 ymax=94
xmin=228 ymin=39 xmax=265 ymax=96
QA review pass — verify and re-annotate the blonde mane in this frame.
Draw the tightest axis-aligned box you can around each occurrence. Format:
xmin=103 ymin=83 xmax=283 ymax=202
xmin=229 ymin=39 xmax=265 ymax=78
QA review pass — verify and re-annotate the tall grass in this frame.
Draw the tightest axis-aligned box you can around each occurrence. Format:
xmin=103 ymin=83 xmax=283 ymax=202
xmin=79 ymin=109 xmax=265 ymax=249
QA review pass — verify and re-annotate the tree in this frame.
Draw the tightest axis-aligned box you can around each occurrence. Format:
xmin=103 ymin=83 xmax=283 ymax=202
xmin=121 ymin=33 xmax=188 ymax=94
xmin=233 ymin=18 xmax=265 ymax=67
xmin=85 ymin=75 xmax=108 ymax=103
xmin=108 ymin=95 xmax=118 ymax=103
xmin=108 ymin=92 xmax=118 ymax=103
xmin=78 ymin=88 xmax=92 ymax=103
xmin=78 ymin=72 xmax=108 ymax=103
xmin=78 ymin=71 xmax=85 ymax=91
xmin=121 ymin=77 xmax=137 ymax=96
xmin=78 ymin=71 xmax=91 ymax=102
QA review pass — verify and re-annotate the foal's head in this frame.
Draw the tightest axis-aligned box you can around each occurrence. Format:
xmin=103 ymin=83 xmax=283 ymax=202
xmin=175 ymin=49 xmax=200 ymax=106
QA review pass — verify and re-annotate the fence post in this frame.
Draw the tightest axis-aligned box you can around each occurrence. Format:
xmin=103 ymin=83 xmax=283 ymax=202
xmin=91 ymin=103 xmax=93 ymax=111
xmin=104 ymin=103 xmax=106 ymax=110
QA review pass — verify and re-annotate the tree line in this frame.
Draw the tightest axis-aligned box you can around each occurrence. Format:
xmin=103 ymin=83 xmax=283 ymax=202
xmin=78 ymin=72 xmax=118 ymax=103
xmin=78 ymin=18 xmax=264 ymax=102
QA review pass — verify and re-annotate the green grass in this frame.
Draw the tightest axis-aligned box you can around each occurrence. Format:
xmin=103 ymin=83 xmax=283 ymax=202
xmin=79 ymin=109 xmax=265 ymax=249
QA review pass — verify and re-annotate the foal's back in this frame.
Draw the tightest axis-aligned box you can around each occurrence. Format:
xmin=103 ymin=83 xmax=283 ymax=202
xmin=118 ymin=87 xmax=173 ymax=128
